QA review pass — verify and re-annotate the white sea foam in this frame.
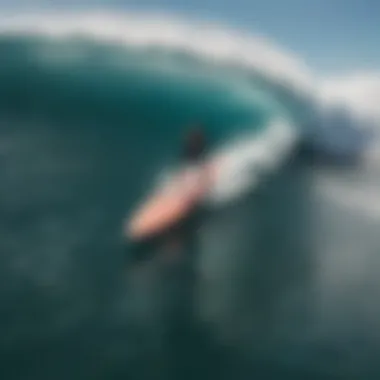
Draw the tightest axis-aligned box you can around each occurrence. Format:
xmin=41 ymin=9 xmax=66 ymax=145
xmin=0 ymin=10 xmax=313 ymax=89
xmin=206 ymin=116 xmax=297 ymax=203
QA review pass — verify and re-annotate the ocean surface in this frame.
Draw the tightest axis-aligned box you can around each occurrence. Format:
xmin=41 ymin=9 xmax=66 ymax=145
xmin=1 ymin=11 xmax=380 ymax=380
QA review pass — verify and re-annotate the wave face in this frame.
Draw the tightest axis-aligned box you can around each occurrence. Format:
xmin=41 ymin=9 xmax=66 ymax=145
xmin=1 ymin=11 xmax=380 ymax=380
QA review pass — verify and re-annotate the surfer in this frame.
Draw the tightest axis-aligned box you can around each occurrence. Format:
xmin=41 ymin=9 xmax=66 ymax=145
xmin=162 ymin=126 xmax=210 ymax=257
xmin=127 ymin=125 xmax=211 ymax=264
xmin=182 ymin=126 xmax=206 ymax=164
xmin=179 ymin=125 xmax=213 ymax=199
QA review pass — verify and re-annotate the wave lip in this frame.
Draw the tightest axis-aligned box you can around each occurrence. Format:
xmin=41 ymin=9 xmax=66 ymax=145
xmin=0 ymin=10 xmax=314 ymax=92
xmin=0 ymin=10 xmax=379 ymax=167
xmin=319 ymin=74 xmax=380 ymax=123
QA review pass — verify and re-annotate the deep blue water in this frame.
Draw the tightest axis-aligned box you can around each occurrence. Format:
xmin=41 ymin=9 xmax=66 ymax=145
xmin=0 ymin=31 xmax=379 ymax=380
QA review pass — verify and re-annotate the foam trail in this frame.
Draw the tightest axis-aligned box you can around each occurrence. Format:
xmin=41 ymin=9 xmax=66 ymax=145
xmin=206 ymin=117 xmax=297 ymax=204
xmin=152 ymin=116 xmax=297 ymax=205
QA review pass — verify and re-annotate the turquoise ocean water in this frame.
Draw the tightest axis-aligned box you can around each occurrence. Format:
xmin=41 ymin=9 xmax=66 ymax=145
xmin=0 ymin=12 xmax=380 ymax=380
